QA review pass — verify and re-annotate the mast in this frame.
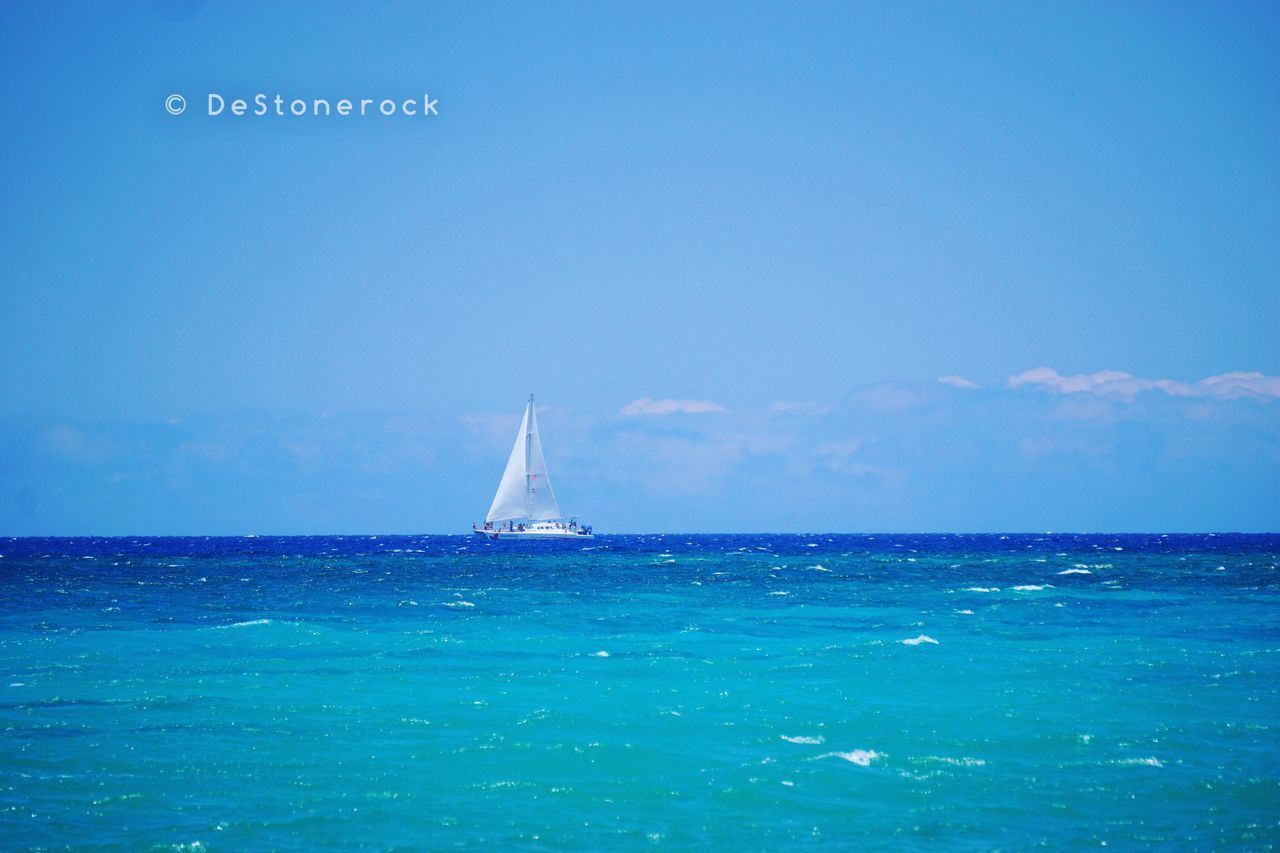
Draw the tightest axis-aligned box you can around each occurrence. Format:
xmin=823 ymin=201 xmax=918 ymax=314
xmin=524 ymin=393 xmax=534 ymax=518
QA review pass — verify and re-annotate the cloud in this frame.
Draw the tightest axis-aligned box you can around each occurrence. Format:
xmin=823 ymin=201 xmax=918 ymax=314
xmin=771 ymin=401 xmax=832 ymax=416
xmin=612 ymin=422 xmax=794 ymax=495
xmin=1007 ymin=367 xmax=1280 ymax=400
xmin=620 ymin=397 xmax=726 ymax=416
xmin=813 ymin=438 xmax=906 ymax=488
xmin=180 ymin=441 xmax=232 ymax=462
xmin=815 ymin=438 xmax=865 ymax=460
xmin=937 ymin=375 xmax=979 ymax=390
xmin=41 ymin=424 xmax=120 ymax=462
xmin=1007 ymin=368 xmax=1144 ymax=395
xmin=851 ymin=384 xmax=927 ymax=412
xmin=1196 ymin=372 xmax=1280 ymax=398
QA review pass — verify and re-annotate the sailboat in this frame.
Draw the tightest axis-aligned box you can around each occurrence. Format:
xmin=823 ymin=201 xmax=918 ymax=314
xmin=473 ymin=395 xmax=593 ymax=540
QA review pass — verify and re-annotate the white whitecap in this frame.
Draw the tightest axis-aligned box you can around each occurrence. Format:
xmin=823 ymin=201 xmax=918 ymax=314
xmin=1011 ymin=584 xmax=1052 ymax=591
xmin=1117 ymin=756 xmax=1163 ymax=767
xmin=923 ymin=755 xmax=986 ymax=767
xmin=444 ymin=601 xmax=475 ymax=608
xmin=964 ymin=587 xmax=999 ymax=593
xmin=590 ymin=650 xmax=610 ymax=657
xmin=1057 ymin=568 xmax=1091 ymax=575
xmin=781 ymin=735 xmax=824 ymax=744
xmin=818 ymin=749 xmax=880 ymax=766
xmin=902 ymin=635 xmax=939 ymax=646
xmin=217 ymin=619 xmax=271 ymax=629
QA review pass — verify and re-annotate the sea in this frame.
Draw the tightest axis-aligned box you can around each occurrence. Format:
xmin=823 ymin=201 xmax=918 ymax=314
xmin=1 ymin=533 xmax=1277 ymax=849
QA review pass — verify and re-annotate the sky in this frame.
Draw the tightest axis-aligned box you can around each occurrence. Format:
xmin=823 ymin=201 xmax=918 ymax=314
xmin=1 ymin=0 xmax=1277 ymax=534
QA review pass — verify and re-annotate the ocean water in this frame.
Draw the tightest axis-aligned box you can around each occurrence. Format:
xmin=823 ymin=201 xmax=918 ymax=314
xmin=1 ymin=534 xmax=1277 ymax=849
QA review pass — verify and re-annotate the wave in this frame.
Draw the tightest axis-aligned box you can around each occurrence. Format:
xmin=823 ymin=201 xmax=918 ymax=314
xmin=1115 ymin=757 xmax=1163 ymax=767
xmin=817 ymin=749 xmax=881 ymax=766
xmin=922 ymin=755 xmax=986 ymax=767
xmin=780 ymin=735 xmax=824 ymax=744
xmin=216 ymin=619 xmax=271 ymax=629
xmin=1057 ymin=569 xmax=1091 ymax=575
xmin=902 ymin=635 xmax=939 ymax=646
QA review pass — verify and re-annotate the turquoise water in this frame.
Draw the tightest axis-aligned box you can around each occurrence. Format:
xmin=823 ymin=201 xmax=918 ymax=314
xmin=2 ymin=534 xmax=1278 ymax=848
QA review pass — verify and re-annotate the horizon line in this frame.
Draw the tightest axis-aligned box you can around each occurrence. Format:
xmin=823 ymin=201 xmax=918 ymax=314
xmin=3 ymin=530 xmax=1277 ymax=539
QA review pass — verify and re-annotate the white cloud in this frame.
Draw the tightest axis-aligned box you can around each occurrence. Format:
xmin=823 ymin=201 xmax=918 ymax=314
xmin=1007 ymin=367 xmax=1142 ymax=395
xmin=620 ymin=397 xmax=726 ymax=416
xmin=771 ymin=401 xmax=832 ymax=415
xmin=852 ymin=384 xmax=926 ymax=412
xmin=1007 ymin=367 xmax=1280 ymax=400
xmin=614 ymin=425 xmax=792 ymax=494
xmin=813 ymin=438 xmax=905 ymax=487
xmin=180 ymin=441 xmax=232 ymax=462
xmin=1195 ymin=372 xmax=1280 ymax=398
xmin=937 ymin=375 xmax=979 ymax=390
xmin=42 ymin=424 xmax=119 ymax=461
xmin=815 ymin=438 xmax=864 ymax=460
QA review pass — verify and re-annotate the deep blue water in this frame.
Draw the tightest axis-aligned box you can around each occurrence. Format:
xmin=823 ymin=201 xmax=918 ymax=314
xmin=1 ymin=533 xmax=1278 ymax=848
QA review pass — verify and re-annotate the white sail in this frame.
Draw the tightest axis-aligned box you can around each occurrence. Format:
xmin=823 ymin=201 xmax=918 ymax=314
xmin=485 ymin=396 xmax=563 ymax=523
xmin=485 ymin=403 xmax=529 ymax=522
xmin=525 ymin=402 xmax=561 ymax=520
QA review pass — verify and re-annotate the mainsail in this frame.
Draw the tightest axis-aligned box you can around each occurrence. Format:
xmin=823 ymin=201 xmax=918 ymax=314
xmin=485 ymin=395 xmax=562 ymax=522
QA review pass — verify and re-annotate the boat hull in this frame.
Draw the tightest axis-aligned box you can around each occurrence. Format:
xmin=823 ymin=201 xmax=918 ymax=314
xmin=473 ymin=529 xmax=593 ymax=541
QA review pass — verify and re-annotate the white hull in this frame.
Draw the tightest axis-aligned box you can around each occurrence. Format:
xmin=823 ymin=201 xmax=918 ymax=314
xmin=473 ymin=528 xmax=593 ymax=541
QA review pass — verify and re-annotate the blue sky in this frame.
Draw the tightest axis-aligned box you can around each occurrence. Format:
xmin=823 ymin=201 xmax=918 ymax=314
xmin=1 ymin=1 xmax=1277 ymax=533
